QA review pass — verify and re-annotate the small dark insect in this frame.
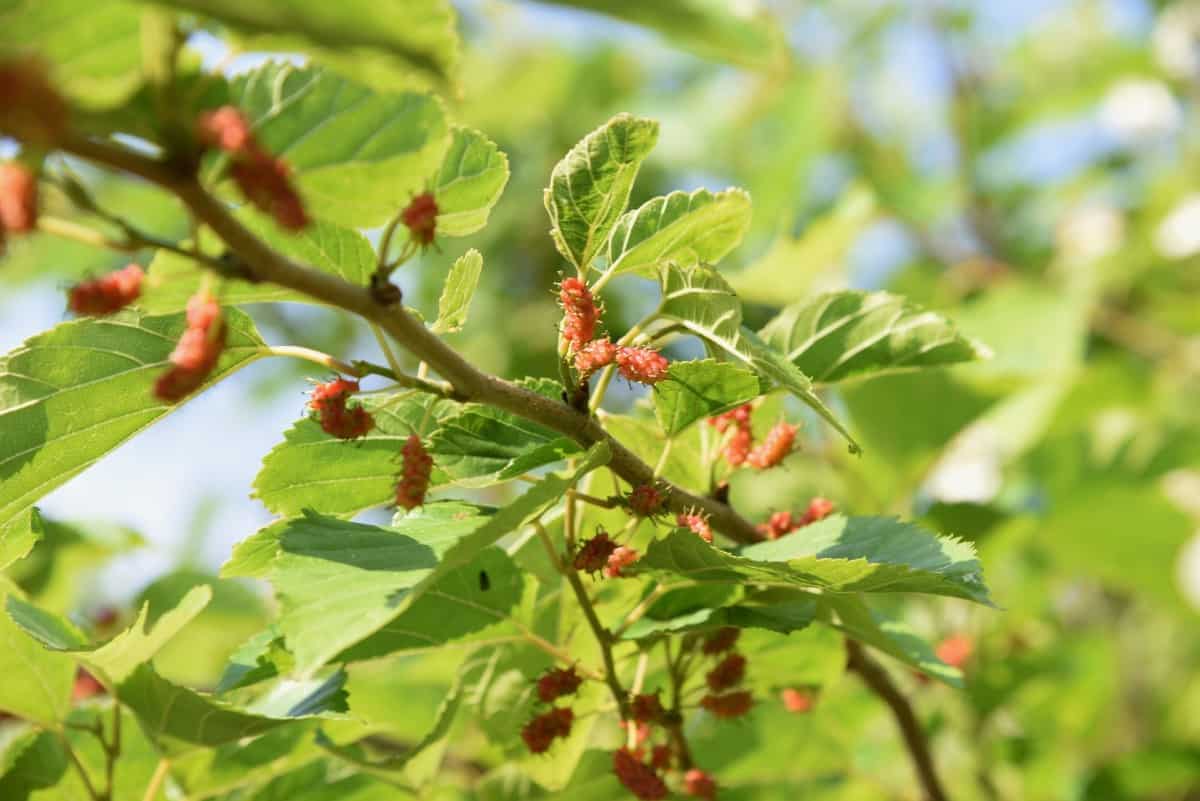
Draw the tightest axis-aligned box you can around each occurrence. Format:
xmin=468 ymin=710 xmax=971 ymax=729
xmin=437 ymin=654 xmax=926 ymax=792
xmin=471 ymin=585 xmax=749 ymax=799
xmin=478 ymin=570 xmax=490 ymax=591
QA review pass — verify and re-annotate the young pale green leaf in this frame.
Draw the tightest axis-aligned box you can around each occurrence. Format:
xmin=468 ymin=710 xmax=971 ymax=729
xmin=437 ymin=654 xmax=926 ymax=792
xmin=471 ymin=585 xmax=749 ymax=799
xmin=140 ymin=0 xmax=460 ymax=91
xmin=141 ymin=216 xmax=376 ymax=313
xmin=760 ymin=290 xmax=991 ymax=384
xmin=652 ymin=359 xmax=764 ymax=435
xmin=236 ymin=668 xmax=350 ymax=719
xmin=0 ymin=581 xmax=76 ymax=725
xmin=656 ymin=263 xmax=860 ymax=451
xmin=603 ymin=188 xmax=751 ymax=279
xmin=231 ymin=63 xmax=451 ymax=227
xmin=0 ymin=0 xmax=142 ymax=109
xmin=117 ymin=664 xmax=313 ymax=747
xmin=432 ymin=249 xmax=483 ymax=333
xmin=0 ymin=507 xmax=43 ymax=570
xmin=638 ymin=515 xmax=991 ymax=604
xmin=5 ymin=596 xmax=88 ymax=651
xmin=434 ymin=129 xmax=510 ymax=237
xmin=822 ymin=595 xmax=963 ymax=687
xmin=336 ymin=546 xmax=525 ymax=661
xmin=544 ymin=113 xmax=659 ymax=270
xmin=253 ymin=393 xmax=454 ymax=517
xmin=0 ymin=309 xmax=266 ymax=538
xmin=539 ymin=1 xmax=786 ymax=70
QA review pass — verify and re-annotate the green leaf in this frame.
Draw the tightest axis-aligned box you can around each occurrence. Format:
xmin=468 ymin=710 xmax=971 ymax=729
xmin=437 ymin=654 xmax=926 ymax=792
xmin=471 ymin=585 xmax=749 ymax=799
xmin=544 ymin=113 xmax=659 ymax=270
xmin=247 ymin=445 xmax=608 ymax=674
xmin=638 ymin=515 xmax=991 ymax=604
xmin=253 ymin=392 xmax=454 ymax=517
xmin=427 ymin=380 xmax=582 ymax=487
xmin=141 ymin=217 xmax=376 ymax=313
xmin=336 ymin=546 xmax=525 ymax=661
xmin=603 ymin=187 xmax=751 ymax=279
xmin=539 ymin=0 xmax=786 ymax=70
xmin=4 ymin=596 xmax=88 ymax=651
xmin=117 ymin=664 xmax=305 ymax=747
xmin=656 ymin=263 xmax=860 ymax=451
xmin=0 ymin=0 xmax=143 ymax=109
xmin=622 ymin=586 xmax=819 ymax=640
xmin=760 ymin=290 xmax=990 ymax=384
xmin=434 ymin=128 xmax=510 ymax=237
xmin=0 ymin=580 xmax=75 ymax=725
xmin=231 ymin=63 xmax=450 ymax=228
xmin=0 ymin=309 xmax=266 ymax=536
xmin=142 ymin=0 xmax=460 ymax=91
xmin=652 ymin=359 xmax=763 ymax=435
xmin=0 ymin=507 xmax=43 ymax=570
xmin=432 ymin=249 xmax=483 ymax=334
xmin=822 ymin=595 xmax=963 ymax=687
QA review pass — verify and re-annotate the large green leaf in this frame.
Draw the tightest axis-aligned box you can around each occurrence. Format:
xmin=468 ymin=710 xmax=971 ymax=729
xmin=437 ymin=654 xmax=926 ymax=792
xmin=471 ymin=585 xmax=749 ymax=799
xmin=432 ymin=249 xmax=483 ymax=334
xmin=141 ymin=217 xmax=376 ymax=313
xmin=638 ymin=515 xmax=991 ymax=604
xmin=540 ymin=0 xmax=786 ymax=70
xmin=603 ymin=187 xmax=751 ymax=279
xmin=253 ymin=392 xmax=454 ymax=517
xmin=760 ymin=290 xmax=990 ymax=384
xmin=231 ymin=63 xmax=450 ymax=227
xmin=544 ymin=113 xmax=659 ymax=271
xmin=244 ymin=445 xmax=607 ymax=674
xmin=0 ymin=0 xmax=143 ymax=109
xmin=652 ymin=358 xmax=764 ymax=435
xmin=427 ymin=380 xmax=582 ymax=487
xmin=434 ymin=128 xmax=510 ymax=237
xmin=0 ymin=507 xmax=43 ymax=570
xmin=0 ymin=309 xmax=266 ymax=536
xmin=656 ymin=263 xmax=860 ymax=451
xmin=142 ymin=0 xmax=459 ymax=91
xmin=0 ymin=580 xmax=75 ymax=726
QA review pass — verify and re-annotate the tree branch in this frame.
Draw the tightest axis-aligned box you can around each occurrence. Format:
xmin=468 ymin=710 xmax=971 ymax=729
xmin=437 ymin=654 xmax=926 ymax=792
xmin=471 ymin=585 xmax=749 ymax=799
xmin=57 ymin=132 xmax=762 ymax=544
xmin=845 ymin=640 xmax=950 ymax=801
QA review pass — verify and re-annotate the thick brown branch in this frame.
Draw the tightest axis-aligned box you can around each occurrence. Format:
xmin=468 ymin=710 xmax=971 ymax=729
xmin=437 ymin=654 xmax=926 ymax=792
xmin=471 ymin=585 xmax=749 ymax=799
xmin=845 ymin=640 xmax=950 ymax=801
xmin=58 ymin=132 xmax=763 ymax=544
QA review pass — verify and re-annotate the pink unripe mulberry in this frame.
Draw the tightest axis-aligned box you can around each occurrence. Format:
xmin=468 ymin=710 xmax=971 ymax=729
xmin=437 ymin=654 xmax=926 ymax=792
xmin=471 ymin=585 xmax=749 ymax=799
xmin=154 ymin=292 xmax=225 ymax=403
xmin=616 ymin=346 xmax=669 ymax=385
xmin=800 ymin=496 xmax=835 ymax=525
xmin=604 ymin=545 xmax=639 ymax=578
xmin=559 ymin=277 xmax=599 ymax=352
xmin=309 ymin=378 xmax=374 ymax=440
xmin=746 ymin=421 xmax=796 ymax=469
xmin=0 ymin=162 xmax=37 ymax=233
xmin=708 ymin=404 xmax=752 ymax=433
xmin=683 ymin=769 xmax=718 ymax=800
xmin=935 ymin=634 xmax=973 ymax=669
xmin=396 ymin=434 xmax=433 ymax=510
xmin=67 ymin=264 xmax=144 ymax=317
xmin=780 ymin=687 xmax=815 ymax=714
xmin=677 ymin=512 xmax=713 ymax=543
xmin=723 ymin=426 xmax=752 ymax=467
xmin=573 ymin=337 xmax=616 ymax=377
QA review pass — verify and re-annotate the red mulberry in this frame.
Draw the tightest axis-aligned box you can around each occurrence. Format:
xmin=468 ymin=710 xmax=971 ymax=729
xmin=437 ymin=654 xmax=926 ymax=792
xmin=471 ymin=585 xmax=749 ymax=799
xmin=746 ymin=421 xmax=796 ymax=469
xmin=0 ymin=162 xmax=37 ymax=234
xmin=68 ymin=264 xmax=144 ymax=317
xmin=396 ymin=434 xmax=433 ymax=510
xmin=800 ymin=496 xmax=835 ymax=525
xmin=700 ymin=690 xmax=753 ymax=719
xmin=677 ymin=512 xmax=713 ymax=543
xmin=616 ymin=346 xmax=669 ymax=385
xmin=521 ymin=707 xmax=573 ymax=754
xmin=780 ymin=687 xmax=815 ymax=714
xmin=705 ymin=653 xmax=746 ymax=691
xmin=683 ymin=769 xmax=718 ymax=800
xmin=613 ymin=748 xmax=668 ymax=801
xmin=649 ymin=745 xmax=672 ymax=771
xmin=701 ymin=627 xmax=740 ymax=656
xmin=574 ymin=530 xmax=617 ymax=573
xmin=574 ymin=337 xmax=616 ymax=377
xmin=708 ymin=404 xmax=752 ymax=433
xmin=756 ymin=510 xmax=797 ymax=540
xmin=627 ymin=483 xmax=665 ymax=517
xmin=153 ymin=292 xmax=225 ymax=403
xmin=0 ymin=57 xmax=68 ymax=143
xmin=604 ymin=545 xmax=639 ymax=578
xmin=537 ymin=667 xmax=582 ymax=703
xmin=559 ymin=276 xmax=599 ymax=352
xmin=401 ymin=191 xmax=438 ymax=246
xmin=723 ymin=426 xmax=752 ymax=467
xmin=630 ymin=692 xmax=665 ymax=724
xmin=935 ymin=634 xmax=973 ymax=669
xmin=308 ymin=378 xmax=374 ymax=440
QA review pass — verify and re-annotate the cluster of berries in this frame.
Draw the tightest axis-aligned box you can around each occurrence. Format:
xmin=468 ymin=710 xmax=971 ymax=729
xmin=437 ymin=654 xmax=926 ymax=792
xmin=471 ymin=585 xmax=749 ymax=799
xmin=708 ymin=404 xmax=797 ymax=469
xmin=67 ymin=263 xmax=144 ymax=317
xmin=611 ymin=692 xmax=720 ymax=799
xmin=0 ymin=161 xmax=37 ymax=250
xmin=308 ymin=378 xmax=374 ymax=440
xmin=558 ymin=277 xmax=668 ymax=385
xmin=521 ymin=666 xmax=582 ymax=753
xmin=574 ymin=527 xmax=639 ymax=579
xmin=153 ymin=292 xmax=226 ymax=403
xmin=197 ymin=106 xmax=308 ymax=231
xmin=756 ymin=496 xmax=836 ymax=540
xmin=698 ymin=628 xmax=753 ymax=720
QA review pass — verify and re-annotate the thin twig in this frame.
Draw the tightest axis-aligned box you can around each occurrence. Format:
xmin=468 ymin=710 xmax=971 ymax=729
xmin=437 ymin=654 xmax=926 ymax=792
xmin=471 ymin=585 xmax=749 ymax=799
xmin=141 ymin=758 xmax=169 ymax=801
xmin=845 ymin=640 xmax=950 ymax=801
xmin=55 ymin=732 xmax=102 ymax=801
